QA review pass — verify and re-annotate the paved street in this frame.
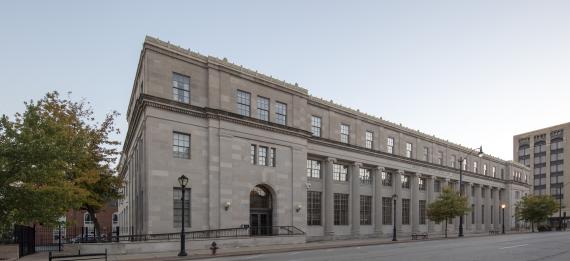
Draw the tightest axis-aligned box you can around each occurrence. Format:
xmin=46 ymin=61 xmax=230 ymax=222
xmin=195 ymin=232 xmax=570 ymax=261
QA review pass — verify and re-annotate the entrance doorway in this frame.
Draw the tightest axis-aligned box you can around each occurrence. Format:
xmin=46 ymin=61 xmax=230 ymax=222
xmin=250 ymin=185 xmax=273 ymax=235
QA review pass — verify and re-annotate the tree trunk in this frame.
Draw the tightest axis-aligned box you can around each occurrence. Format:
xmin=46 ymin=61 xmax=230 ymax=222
xmin=87 ymin=207 xmax=102 ymax=241
xmin=445 ymin=219 xmax=448 ymax=238
xmin=531 ymin=221 xmax=534 ymax=232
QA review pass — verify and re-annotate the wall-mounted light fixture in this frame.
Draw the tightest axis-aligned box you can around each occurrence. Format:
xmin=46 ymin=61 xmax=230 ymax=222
xmin=224 ymin=201 xmax=231 ymax=211
xmin=296 ymin=204 xmax=303 ymax=213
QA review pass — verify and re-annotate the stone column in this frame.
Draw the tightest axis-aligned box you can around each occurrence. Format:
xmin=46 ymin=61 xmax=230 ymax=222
xmin=411 ymin=173 xmax=420 ymax=233
xmin=493 ymin=187 xmax=501 ymax=229
xmin=427 ymin=176 xmax=435 ymax=233
xmin=474 ymin=184 xmax=482 ymax=232
xmin=485 ymin=186 xmax=492 ymax=231
xmin=324 ymin=158 xmax=336 ymax=238
xmin=395 ymin=170 xmax=404 ymax=233
xmin=373 ymin=167 xmax=385 ymax=236
xmin=351 ymin=162 xmax=361 ymax=237
xmin=465 ymin=183 xmax=472 ymax=232
xmin=453 ymin=181 xmax=459 ymax=231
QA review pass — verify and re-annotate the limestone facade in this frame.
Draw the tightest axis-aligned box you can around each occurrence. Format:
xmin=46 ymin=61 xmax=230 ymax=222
xmin=117 ymin=36 xmax=531 ymax=240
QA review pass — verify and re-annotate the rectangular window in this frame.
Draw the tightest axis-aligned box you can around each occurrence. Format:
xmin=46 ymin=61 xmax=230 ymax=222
xmin=438 ymin=151 xmax=444 ymax=165
xmin=419 ymin=200 xmax=427 ymax=225
xmin=307 ymin=191 xmax=322 ymax=226
xmin=250 ymin=145 xmax=256 ymax=164
xmin=307 ymin=160 xmax=321 ymax=179
xmin=406 ymin=143 xmax=412 ymax=158
xmin=492 ymin=166 xmax=496 ymax=178
xmin=401 ymin=174 xmax=410 ymax=189
xmin=434 ymin=180 xmax=441 ymax=192
xmin=333 ymin=164 xmax=348 ymax=181
xmin=490 ymin=206 xmax=494 ymax=225
xmin=269 ymin=148 xmax=276 ymax=167
xmin=481 ymin=205 xmax=485 ymax=224
xmin=483 ymin=164 xmax=487 ymax=175
xmin=382 ymin=171 xmax=392 ymax=186
xmin=258 ymin=146 xmax=268 ymax=166
xmin=334 ymin=193 xmax=349 ymax=225
xmin=382 ymin=197 xmax=393 ymax=225
xmin=275 ymin=102 xmax=287 ymax=125
xmin=360 ymin=195 xmax=372 ymax=225
xmin=402 ymin=198 xmax=410 ymax=225
xmin=340 ymin=124 xmax=350 ymax=143
xmin=172 ymin=73 xmax=190 ymax=103
xmin=423 ymin=147 xmax=429 ymax=161
xmin=236 ymin=90 xmax=251 ymax=116
xmin=473 ymin=161 xmax=478 ymax=173
xmin=257 ymin=96 xmax=269 ymax=121
xmin=471 ymin=204 xmax=475 ymax=224
xmin=173 ymin=188 xmax=191 ymax=228
xmin=172 ymin=132 xmax=191 ymax=159
xmin=387 ymin=137 xmax=394 ymax=154
xmin=451 ymin=155 xmax=456 ymax=168
xmin=359 ymin=168 xmax=372 ymax=184
xmin=365 ymin=131 xmax=374 ymax=149
xmin=311 ymin=116 xmax=321 ymax=137
xmin=419 ymin=178 xmax=426 ymax=191
xmin=462 ymin=158 xmax=467 ymax=171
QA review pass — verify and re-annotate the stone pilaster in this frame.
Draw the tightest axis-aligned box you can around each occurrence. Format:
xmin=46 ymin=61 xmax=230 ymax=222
xmin=351 ymin=162 xmax=361 ymax=236
xmin=465 ymin=183 xmax=472 ymax=232
xmin=427 ymin=176 xmax=435 ymax=233
xmin=324 ymin=158 xmax=336 ymax=238
xmin=411 ymin=173 xmax=420 ymax=233
xmin=373 ymin=167 xmax=385 ymax=236
xmin=474 ymin=184 xmax=482 ymax=232
xmin=493 ymin=187 xmax=500 ymax=229
xmin=395 ymin=170 xmax=404 ymax=233
xmin=485 ymin=186 xmax=492 ymax=231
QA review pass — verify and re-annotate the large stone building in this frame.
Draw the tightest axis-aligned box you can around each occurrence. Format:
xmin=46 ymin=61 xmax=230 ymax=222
xmin=514 ymin=122 xmax=569 ymax=227
xmin=117 ymin=36 xmax=531 ymax=241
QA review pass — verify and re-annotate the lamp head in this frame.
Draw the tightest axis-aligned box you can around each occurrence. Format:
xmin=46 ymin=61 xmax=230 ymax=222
xmin=392 ymin=194 xmax=398 ymax=200
xmin=501 ymin=204 xmax=506 ymax=209
xmin=477 ymin=146 xmax=484 ymax=158
xmin=178 ymin=175 xmax=189 ymax=187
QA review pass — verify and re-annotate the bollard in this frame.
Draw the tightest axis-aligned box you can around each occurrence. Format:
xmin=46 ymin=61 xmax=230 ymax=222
xmin=210 ymin=241 xmax=219 ymax=255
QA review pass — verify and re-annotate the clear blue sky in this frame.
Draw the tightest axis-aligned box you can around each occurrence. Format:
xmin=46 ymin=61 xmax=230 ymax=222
xmin=1 ymin=0 xmax=569 ymax=160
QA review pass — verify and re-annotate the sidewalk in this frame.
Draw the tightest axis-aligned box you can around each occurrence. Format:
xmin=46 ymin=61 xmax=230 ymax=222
xmin=19 ymin=231 xmax=530 ymax=261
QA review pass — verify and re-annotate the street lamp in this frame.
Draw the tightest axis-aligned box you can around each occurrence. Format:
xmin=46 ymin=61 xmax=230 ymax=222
xmin=392 ymin=194 xmax=398 ymax=241
xmin=501 ymin=204 xmax=506 ymax=234
xmin=177 ymin=175 xmax=190 ymax=257
xmin=458 ymin=146 xmax=484 ymax=237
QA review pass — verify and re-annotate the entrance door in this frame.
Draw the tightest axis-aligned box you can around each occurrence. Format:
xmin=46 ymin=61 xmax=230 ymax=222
xmin=250 ymin=185 xmax=273 ymax=236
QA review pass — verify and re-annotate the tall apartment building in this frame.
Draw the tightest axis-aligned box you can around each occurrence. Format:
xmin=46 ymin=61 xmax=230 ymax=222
xmin=514 ymin=122 xmax=569 ymax=225
xmin=117 ymin=36 xmax=531 ymax=242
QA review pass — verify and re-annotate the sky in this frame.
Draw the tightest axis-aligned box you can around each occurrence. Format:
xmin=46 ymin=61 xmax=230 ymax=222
xmin=0 ymin=0 xmax=569 ymax=160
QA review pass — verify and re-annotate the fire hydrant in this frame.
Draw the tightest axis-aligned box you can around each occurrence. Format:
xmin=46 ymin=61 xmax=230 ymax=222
xmin=210 ymin=241 xmax=219 ymax=255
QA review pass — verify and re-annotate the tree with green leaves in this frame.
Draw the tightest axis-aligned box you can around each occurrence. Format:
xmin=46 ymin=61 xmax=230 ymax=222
xmin=427 ymin=187 xmax=470 ymax=238
xmin=0 ymin=92 xmax=122 ymax=238
xmin=515 ymin=194 xmax=559 ymax=232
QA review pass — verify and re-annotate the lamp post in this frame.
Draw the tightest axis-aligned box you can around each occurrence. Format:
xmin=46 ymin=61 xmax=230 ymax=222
xmin=178 ymin=175 xmax=190 ymax=257
xmin=559 ymin=182 xmax=570 ymax=231
xmin=457 ymin=146 xmax=484 ymax=237
xmin=392 ymin=194 xmax=398 ymax=241
xmin=501 ymin=204 xmax=506 ymax=234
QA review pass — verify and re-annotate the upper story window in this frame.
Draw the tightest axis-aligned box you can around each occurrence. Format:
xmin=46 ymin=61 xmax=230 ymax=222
xmin=483 ymin=164 xmax=487 ymax=175
xmin=492 ymin=166 xmax=496 ymax=177
xmin=333 ymin=164 xmax=348 ymax=181
xmin=257 ymin=96 xmax=269 ymax=121
xmin=462 ymin=158 xmax=467 ymax=171
xmin=269 ymin=148 xmax=276 ymax=167
xmin=419 ymin=178 xmax=426 ymax=190
xmin=360 ymin=168 xmax=372 ymax=184
xmin=401 ymin=174 xmax=410 ymax=189
xmin=405 ymin=143 xmax=412 ymax=158
xmin=258 ymin=146 xmax=268 ymax=166
xmin=473 ymin=161 xmax=478 ymax=173
xmin=307 ymin=159 xmax=321 ymax=179
xmin=423 ymin=147 xmax=429 ymax=161
xmin=172 ymin=73 xmax=190 ymax=103
xmin=387 ymin=137 xmax=394 ymax=154
xmin=236 ymin=90 xmax=251 ymax=117
xmin=438 ymin=151 xmax=444 ymax=165
xmin=501 ymin=169 xmax=504 ymax=179
xmin=340 ymin=124 xmax=350 ymax=144
xmin=250 ymin=145 xmax=256 ymax=164
xmin=275 ymin=102 xmax=287 ymax=125
xmin=84 ymin=213 xmax=94 ymax=225
xmin=311 ymin=116 xmax=321 ymax=137
xmin=365 ymin=131 xmax=374 ymax=149
xmin=451 ymin=155 xmax=456 ymax=168
xmin=382 ymin=171 xmax=392 ymax=186
xmin=173 ymin=132 xmax=191 ymax=159
xmin=434 ymin=180 xmax=441 ymax=192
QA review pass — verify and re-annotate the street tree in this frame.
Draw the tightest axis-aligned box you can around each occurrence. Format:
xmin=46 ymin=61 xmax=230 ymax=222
xmin=515 ymin=194 xmax=558 ymax=232
xmin=0 ymin=92 xmax=122 ymax=237
xmin=427 ymin=187 xmax=470 ymax=238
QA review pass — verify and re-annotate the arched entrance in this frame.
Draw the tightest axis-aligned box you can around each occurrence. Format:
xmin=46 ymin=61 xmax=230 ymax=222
xmin=250 ymin=185 xmax=273 ymax=235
